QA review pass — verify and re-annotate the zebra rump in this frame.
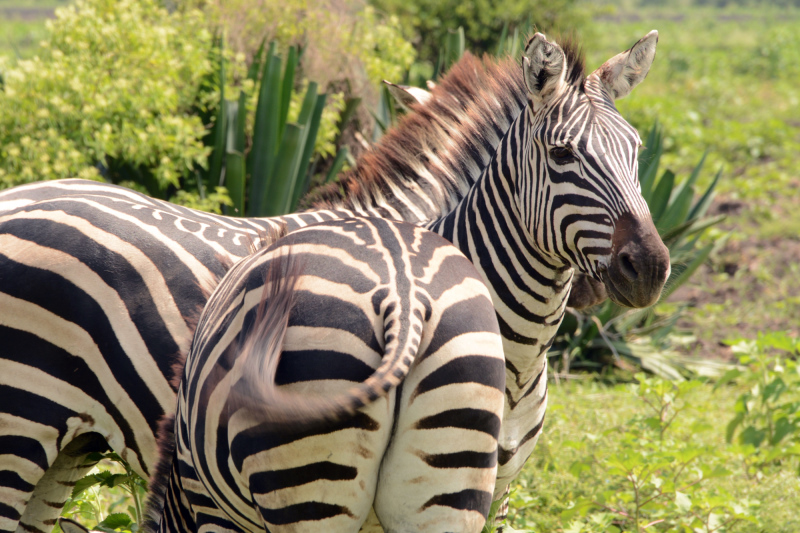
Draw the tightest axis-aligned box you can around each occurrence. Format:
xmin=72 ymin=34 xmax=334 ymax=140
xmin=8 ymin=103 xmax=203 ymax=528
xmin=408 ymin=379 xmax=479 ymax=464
xmin=149 ymin=217 xmax=506 ymax=532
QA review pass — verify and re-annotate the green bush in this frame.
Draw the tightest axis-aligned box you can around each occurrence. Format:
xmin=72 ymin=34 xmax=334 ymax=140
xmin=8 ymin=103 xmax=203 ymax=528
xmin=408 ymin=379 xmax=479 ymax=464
xmin=58 ymin=451 xmax=146 ymax=533
xmin=197 ymin=0 xmax=415 ymax=87
xmin=0 ymin=0 xmax=218 ymax=205
xmin=369 ymin=0 xmax=590 ymax=61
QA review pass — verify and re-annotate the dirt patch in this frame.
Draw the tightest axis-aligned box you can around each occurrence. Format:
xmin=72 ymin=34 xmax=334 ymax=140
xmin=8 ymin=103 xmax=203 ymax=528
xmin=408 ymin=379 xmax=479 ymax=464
xmin=667 ymin=195 xmax=800 ymax=361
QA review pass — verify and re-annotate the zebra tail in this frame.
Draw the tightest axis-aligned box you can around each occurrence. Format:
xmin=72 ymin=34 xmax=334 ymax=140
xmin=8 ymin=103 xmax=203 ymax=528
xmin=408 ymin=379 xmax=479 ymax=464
xmin=227 ymin=253 xmax=422 ymax=433
xmin=141 ymin=414 xmax=176 ymax=533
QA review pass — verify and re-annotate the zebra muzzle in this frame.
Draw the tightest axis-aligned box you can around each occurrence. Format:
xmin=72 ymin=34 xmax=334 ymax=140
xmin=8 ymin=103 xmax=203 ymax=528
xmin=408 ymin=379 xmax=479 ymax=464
xmin=603 ymin=212 xmax=670 ymax=308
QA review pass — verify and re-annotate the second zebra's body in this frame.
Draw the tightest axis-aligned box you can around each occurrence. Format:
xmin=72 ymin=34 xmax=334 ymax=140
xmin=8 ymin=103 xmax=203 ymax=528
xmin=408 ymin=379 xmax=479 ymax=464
xmin=152 ymin=217 xmax=505 ymax=532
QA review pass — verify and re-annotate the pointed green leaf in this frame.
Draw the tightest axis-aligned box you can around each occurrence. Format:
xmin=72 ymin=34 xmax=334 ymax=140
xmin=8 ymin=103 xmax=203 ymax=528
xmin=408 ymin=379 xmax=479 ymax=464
xmin=688 ymin=166 xmax=722 ymax=220
xmin=97 ymin=513 xmax=133 ymax=530
xmin=249 ymin=42 xmax=282 ymax=216
xmin=639 ymin=122 xmax=662 ymax=201
xmin=263 ymin=123 xmax=304 ymax=216
xmin=660 ymin=242 xmax=714 ymax=300
xmin=325 ymin=146 xmax=349 ymax=184
xmin=496 ymin=22 xmax=509 ymax=57
xmin=278 ymin=46 xmax=298 ymax=140
xmin=207 ymin=39 xmax=226 ymax=190
xmin=225 ymin=93 xmax=247 ymax=215
xmin=661 ymin=214 xmax=726 ymax=247
xmin=671 ymin=151 xmax=707 ymax=202
xmin=292 ymin=92 xmax=328 ymax=210
xmin=72 ymin=474 xmax=102 ymax=498
xmin=649 ymin=169 xmax=675 ymax=223
xmin=247 ymin=38 xmax=266 ymax=82
xmin=657 ymin=183 xmax=694 ymax=234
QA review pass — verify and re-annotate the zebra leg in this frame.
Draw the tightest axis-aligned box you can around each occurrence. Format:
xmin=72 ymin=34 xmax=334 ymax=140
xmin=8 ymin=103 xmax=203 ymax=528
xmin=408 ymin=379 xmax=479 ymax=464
xmin=18 ymin=433 xmax=108 ymax=533
xmin=372 ymin=330 xmax=506 ymax=532
xmin=492 ymin=485 xmax=510 ymax=532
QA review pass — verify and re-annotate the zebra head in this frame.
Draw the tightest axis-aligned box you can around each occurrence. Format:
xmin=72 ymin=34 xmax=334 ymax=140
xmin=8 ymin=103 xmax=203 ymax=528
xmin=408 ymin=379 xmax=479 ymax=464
xmin=519 ymin=31 xmax=670 ymax=308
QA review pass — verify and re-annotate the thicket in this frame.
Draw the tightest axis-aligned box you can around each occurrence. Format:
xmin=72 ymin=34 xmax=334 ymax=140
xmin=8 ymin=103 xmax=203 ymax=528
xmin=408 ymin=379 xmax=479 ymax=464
xmin=368 ymin=0 xmax=590 ymax=62
xmin=0 ymin=0 xmax=414 ymax=211
xmin=0 ymin=0 xmax=214 ymax=201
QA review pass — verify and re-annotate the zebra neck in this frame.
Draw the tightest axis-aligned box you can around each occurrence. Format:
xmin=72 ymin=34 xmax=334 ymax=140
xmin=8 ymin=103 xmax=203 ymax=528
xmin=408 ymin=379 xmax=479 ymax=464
xmin=426 ymin=110 xmax=573 ymax=384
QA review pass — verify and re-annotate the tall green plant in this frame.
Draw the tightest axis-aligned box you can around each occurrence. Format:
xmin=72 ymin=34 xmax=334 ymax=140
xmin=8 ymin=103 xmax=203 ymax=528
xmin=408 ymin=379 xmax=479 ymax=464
xmin=551 ymin=123 xmax=728 ymax=379
xmin=205 ymin=41 xmax=348 ymax=217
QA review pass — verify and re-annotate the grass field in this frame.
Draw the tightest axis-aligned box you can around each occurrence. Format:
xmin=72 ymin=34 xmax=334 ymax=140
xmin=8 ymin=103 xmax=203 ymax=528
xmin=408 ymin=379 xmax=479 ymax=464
xmin=0 ymin=0 xmax=67 ymax=58
xmin=509 ymin=376 xmax=800 ymax=532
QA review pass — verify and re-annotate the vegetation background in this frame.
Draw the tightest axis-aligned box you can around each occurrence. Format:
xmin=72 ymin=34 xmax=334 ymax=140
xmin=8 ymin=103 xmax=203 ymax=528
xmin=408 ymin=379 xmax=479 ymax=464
xmin=1 ymin=0 xmax=798 ymax=531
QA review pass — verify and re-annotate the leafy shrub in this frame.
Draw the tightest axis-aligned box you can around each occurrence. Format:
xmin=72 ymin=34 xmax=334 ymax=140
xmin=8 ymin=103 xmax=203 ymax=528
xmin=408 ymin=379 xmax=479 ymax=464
xmin=58 ymin=452 xmax=146 ymax=533
xmin=0 ymin=0 xmax=216 ymax=203
xmin=551 ymin=123 xmax=727 ymax=378
xmin=509 ymin=376 xmax=760 ymax=533
xmin=197 ymin=0 xmax=415 ymax=85
xmin=717 ymin=331 xmax=800 ymax=477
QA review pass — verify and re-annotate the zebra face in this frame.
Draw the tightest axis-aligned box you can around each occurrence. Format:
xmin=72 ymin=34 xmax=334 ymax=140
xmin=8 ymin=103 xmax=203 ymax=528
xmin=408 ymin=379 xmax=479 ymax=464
xmin=521 ymin=31 xmax=670 ymax=308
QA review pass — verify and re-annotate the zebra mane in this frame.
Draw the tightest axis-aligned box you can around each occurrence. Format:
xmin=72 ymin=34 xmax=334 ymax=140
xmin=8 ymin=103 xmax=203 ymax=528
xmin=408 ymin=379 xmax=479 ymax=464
xmin=310 ymin=52 xmax=526 ymax=220
xmin=310 ymin=38 xmax=586 ymax=221
xmin=557 ymin=34 xmax=587 ymax=88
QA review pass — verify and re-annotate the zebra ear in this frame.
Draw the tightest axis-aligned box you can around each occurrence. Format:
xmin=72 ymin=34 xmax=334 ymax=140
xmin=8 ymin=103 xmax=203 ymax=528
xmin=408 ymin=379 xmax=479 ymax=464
xmin=592 ymin=30 xmax=658 ymax=100
xmin=383 ymin=80 xmax=432 ymax=111
xmin=522 ymin=33 xmax=567 ymax=105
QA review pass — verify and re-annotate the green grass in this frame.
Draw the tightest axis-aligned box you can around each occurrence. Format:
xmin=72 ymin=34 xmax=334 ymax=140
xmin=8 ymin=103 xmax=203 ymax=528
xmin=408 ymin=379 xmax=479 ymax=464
xmin=0 ymin=0 xmax=69 ymax=58
xmin=508 ymin=377 xmax=800 ymax=532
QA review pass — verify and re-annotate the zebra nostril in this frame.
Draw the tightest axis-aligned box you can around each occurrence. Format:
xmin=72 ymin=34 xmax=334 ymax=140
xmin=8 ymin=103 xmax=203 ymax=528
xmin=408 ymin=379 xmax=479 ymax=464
xmin=619 ymin=252 xmax=639 ymax=281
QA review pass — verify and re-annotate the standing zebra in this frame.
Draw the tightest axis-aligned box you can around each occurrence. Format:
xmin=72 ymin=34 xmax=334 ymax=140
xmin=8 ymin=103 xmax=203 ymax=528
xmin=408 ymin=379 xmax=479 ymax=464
xmin=150 ymin=30 xmax=670 ymax=533
xmin=151 ymin=217 xmax=506 ymax=532
xmin=0 ymin=30 xmax=668 ymax=532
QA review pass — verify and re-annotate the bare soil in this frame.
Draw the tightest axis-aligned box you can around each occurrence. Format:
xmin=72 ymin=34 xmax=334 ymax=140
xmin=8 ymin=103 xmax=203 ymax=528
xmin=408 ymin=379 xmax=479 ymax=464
xmin=668 ymin=195 xmax=800 ymax=361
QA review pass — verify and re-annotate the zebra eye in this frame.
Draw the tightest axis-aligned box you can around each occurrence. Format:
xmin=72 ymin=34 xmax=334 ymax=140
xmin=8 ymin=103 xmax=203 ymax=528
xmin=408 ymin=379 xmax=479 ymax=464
xmin=549 ymin=146 xmax=574 ymax=163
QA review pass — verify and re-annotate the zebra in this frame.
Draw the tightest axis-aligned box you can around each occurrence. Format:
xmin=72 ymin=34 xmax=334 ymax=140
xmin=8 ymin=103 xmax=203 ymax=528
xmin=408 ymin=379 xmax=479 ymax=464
xmin=0 ymin=30 xmax=668 ymax=532
xmin=314 ymin=30 xmax=670 ymax=500
xmin=149 ymin=217 xmax=506 ymax=532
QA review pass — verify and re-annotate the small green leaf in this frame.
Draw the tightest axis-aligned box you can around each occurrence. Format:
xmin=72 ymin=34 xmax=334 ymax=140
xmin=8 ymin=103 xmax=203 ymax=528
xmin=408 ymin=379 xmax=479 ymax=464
xmin=98 ymin=513 xmax=133 ymax=530
xmin=325 ymin=146 xmax=349 ymax=184
xmin=72 ymin=474 xmax=102 ymax=498
xmin=675 ymin=491 xmax=692 ymax=513
xmin=771 ymin=416 xmax=796 ymax=445
xmin=725 ymin=412 xmax=744 ymax=443
xmin=739 ymin=425 xmax=767 ymax=448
